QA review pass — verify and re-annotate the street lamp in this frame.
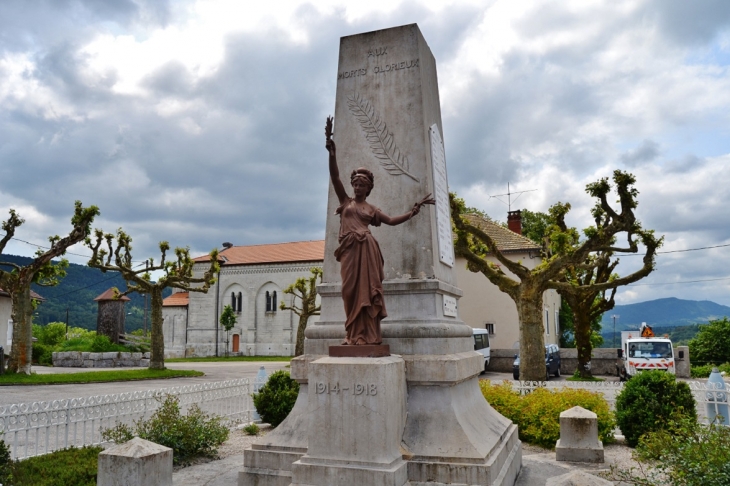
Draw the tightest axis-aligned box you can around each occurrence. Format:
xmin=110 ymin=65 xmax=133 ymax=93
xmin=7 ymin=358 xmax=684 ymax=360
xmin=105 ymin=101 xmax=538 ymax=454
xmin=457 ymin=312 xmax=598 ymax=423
xmin=612 ymin=315 xmax=620 ymax=348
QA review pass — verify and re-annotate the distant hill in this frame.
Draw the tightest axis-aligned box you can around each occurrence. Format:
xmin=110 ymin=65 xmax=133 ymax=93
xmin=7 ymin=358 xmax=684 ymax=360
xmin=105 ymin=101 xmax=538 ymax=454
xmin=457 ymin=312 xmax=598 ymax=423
xmin=0 ymin=254 xmax=171 ymax=331
xmin=600 ymin=297 xmax=730 ymax=330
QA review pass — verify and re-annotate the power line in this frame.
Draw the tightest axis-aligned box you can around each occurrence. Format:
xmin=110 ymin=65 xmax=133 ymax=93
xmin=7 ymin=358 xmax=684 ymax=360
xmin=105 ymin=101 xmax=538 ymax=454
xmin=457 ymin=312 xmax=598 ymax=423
xmin=2 ymin=235 xmax=148 ymax=263
xmin=621 ymin=242 xmax=730 ymax=256
xmin=628 ymin=276 xmax=730 ymax=286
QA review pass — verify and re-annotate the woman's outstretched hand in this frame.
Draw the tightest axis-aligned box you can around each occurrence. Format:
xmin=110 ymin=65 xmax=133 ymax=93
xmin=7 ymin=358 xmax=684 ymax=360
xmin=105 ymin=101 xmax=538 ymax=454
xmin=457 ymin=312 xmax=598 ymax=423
xmin=411 ymin=193 xmax=436 ymax=217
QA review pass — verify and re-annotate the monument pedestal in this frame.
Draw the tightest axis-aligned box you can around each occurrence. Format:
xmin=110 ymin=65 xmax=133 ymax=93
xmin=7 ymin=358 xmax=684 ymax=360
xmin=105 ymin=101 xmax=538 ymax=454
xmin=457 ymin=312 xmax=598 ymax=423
xmin=239 ymin=357 xmax=315 ymax=486
xmin=291 ymin=356 xmax=408 ymax=486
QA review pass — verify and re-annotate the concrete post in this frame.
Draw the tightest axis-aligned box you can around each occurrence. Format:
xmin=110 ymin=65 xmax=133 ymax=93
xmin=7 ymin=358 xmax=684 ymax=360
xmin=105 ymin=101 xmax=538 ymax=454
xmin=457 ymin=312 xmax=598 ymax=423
xmin=97 ymin=437 xmax=172 ymax=486
xmin=555 ymin=406 xmax=604 ymax=463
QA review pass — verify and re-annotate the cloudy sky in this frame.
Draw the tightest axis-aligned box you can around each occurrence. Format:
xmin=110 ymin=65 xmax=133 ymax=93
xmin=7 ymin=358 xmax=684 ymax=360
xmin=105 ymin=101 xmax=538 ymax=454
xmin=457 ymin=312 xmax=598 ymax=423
xmin=2 ymin=0 xmax=730 ymax=306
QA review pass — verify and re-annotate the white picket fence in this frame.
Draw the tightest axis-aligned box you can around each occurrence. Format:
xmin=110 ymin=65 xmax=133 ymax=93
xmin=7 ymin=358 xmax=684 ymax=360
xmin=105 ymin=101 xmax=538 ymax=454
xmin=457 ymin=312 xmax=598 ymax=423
xmin=512 ymin=379 xmax=728 ymax=424
xmin=0 ymin=378 xmax=254 ymax=460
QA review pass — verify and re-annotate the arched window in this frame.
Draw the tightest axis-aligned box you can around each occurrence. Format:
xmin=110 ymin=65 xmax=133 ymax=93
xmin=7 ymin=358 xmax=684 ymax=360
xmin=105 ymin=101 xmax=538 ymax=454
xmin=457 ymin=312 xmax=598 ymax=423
xmin=272 ymin=291 xmax=277 ymax=312
xmin=231 ymin=292 xmax=236 ymax=310
xmin=266 ymin=291 xmax=271 ymax=312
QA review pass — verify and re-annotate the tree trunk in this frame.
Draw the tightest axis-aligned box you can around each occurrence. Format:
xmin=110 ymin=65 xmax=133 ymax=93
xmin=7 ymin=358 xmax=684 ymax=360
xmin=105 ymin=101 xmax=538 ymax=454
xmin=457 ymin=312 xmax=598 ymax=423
xmin=295 ymin=314 xmax=308 ymax=357
xmin=573 ymin=311 xmax=594 ymax=379
xmin=8 ymin=285 xmax=32 ymax=374
xmin=514 ymin=283 xmax=546 ymax=382
xmin=149 ymin=288 xmax=165 ymax=370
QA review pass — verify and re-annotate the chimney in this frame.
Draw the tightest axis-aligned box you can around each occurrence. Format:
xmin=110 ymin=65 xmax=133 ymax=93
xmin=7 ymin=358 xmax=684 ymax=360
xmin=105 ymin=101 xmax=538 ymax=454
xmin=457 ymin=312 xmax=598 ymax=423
xmin=507 ymin=210 xmax=522 ymax=235
xmin=222 ymin=242 xmax=233 ymax=249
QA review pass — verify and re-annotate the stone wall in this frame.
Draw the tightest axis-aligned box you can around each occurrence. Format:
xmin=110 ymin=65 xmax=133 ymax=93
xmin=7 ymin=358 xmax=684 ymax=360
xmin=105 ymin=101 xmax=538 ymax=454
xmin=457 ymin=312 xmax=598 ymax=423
xmin=487 ymin=347 xmax=687 ymax=377
xmin=52 ymin=351 xmax=151 ymax=368
xmin=486 ymin=348 xmax=621 ymax=376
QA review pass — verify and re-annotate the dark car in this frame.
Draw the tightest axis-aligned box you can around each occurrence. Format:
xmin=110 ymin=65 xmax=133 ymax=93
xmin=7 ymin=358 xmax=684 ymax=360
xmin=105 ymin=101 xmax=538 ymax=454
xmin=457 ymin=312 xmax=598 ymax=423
xmin=513 ymin=344 xmax=561 ymax=380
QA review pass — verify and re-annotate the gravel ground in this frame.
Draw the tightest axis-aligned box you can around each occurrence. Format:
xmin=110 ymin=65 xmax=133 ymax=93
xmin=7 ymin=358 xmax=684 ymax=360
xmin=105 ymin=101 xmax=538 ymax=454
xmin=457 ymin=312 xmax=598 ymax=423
xmin=172 ymin=423 xmax=271 ymax=471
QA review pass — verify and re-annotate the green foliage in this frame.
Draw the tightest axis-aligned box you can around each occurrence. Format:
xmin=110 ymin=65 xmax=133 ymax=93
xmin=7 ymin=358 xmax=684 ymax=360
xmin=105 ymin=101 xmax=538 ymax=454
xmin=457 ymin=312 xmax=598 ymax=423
xmin=688 ymin=317 xmax=730 ymax=365
xmin=243 ymin=423 xmax=260 ymax=435
xmin=89 ymin=334 xmax=124 ymax=352
xmin=31 ymin=343 xmax=54 ymax=366
xmin=520 ymin=208 xmax=552 ymax=246
xmin=607 ymin=415 xmax=730 ymax=486
xmin=615 ymin=370 xmax=697 ymax=447
xmin=220 ymin=304 xmax=237 ymax=332
xmin=0 ymin=432 xmax=12 ymax=485
xmin=479 ymin=380 xmax=615 ymax=448
xmin=102 ymin=394 xmax=229 ymax=465
xmin=10 ymin=446 xmax=102 ymax=486
xmin=690 ymin=362 xmax=730 ymax=378
xmin=1 ymin=253 xmax=170 ymax=332
xmin=32 ymin=322 xmax=67 ymax=346
xmin=253 ymin=370 xmax=300 ymax=428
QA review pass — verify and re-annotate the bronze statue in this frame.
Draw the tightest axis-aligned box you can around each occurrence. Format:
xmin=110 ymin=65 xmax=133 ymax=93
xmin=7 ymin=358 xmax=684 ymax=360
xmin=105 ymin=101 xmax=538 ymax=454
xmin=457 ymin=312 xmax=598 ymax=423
xmin=326 ymin=116 xmax=434 ymax=345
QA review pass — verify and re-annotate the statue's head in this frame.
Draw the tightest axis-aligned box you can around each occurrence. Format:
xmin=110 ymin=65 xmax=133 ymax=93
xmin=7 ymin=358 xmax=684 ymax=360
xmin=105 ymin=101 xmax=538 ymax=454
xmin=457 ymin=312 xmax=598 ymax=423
xmin=350 ymin=167 xmax=374 ymax=196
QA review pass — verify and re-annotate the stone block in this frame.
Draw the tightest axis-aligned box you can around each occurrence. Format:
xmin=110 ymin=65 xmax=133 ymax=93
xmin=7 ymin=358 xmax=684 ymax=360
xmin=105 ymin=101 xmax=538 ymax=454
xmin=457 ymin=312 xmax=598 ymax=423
xmin=555 ymin=406 xmax=604 ymax=463
xmin=81 ymin=352 xmax=90 ymax=359
xmin=291 ymin=356 xmax=408 ymax=486
xmin=98 ymin=437 xmax=172 ymax=486
xmin=102 ymin=352 xmax=119 ymax=360
xmin=84 ymin=359 xmax=95 ymax=367
xmin=144 ymin=352 xmax=151 ymax=359
xmin=131 ymin=352 xmax=143 ymax=360
xmin=140 ymin=359 xmax=150 ymax=367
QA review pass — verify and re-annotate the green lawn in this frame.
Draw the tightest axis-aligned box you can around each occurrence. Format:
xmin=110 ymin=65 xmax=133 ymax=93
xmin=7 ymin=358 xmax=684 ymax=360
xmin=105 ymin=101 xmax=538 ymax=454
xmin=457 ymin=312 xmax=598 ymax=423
xmin=166 ymin=356 xmax=292 ymax=363
xmin=0 ymin=368 xmax=204 ymax=385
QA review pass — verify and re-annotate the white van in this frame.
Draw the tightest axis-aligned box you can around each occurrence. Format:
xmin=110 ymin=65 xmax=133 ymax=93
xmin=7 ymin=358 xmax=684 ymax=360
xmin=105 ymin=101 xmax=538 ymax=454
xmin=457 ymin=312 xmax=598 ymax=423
xmin=473 ymin=328 xmax=491 ymax=373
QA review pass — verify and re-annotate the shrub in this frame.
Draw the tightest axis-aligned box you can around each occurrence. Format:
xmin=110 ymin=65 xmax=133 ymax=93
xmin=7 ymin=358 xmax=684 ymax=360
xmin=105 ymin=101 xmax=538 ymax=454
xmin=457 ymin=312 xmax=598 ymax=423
xmin=11 ymin=446 xmax=102 ymax=486
xmin=102 ymin=394 xmax=229 ymax=465
xmin=35 ymin=322 xmax=68 ymax=346
xmin=0 ymin=433 xmax=12 ymax=486
xmin=243 ymin=423 xmax=260 ymax=435
xmin=688 ymin=317 xmax=730 ymax=366
xmin=31 ymin=343 xmax=54 ymax=366
xmin=253 ymin=370 xmax=299 ymax=428
xmin=690 ymin=362 xmax=730 ymax=378
xmin=606 ymin=415 xmax=730 ymax=486
xmin=480 ymin=380 xmax=615 ymax=448
xmin=615 ymin=370 xmax=696 ymax=447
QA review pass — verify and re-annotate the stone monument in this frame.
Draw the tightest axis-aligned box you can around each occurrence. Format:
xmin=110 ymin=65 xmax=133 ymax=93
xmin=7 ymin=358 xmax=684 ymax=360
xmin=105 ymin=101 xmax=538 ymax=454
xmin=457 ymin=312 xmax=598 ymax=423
xmin=240 ymin=23 xmax=522 ymax=486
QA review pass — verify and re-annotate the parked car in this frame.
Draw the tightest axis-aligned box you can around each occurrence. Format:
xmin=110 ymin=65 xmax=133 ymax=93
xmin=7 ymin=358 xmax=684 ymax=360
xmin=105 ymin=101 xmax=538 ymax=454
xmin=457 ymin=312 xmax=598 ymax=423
xmin=513 ymin=344 xmax=561 ymax=380
xmin=473 ymin=328 xmax=491 ymax=373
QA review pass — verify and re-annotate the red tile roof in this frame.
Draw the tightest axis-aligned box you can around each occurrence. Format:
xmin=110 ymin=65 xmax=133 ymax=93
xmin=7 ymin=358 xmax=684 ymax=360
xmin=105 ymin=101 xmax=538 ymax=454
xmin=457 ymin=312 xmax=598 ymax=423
xmin=195 ymin=240 xmax=325 ymax=266
xmin=163 ymin=292 xmax=189 ymax=307
xmin=93 ymin=288 xmax=131 ymax=301
xmin=0 ymin=289 xmax=45 ymax=301
xmin=462 ymin=214 xmax=541 ymax=253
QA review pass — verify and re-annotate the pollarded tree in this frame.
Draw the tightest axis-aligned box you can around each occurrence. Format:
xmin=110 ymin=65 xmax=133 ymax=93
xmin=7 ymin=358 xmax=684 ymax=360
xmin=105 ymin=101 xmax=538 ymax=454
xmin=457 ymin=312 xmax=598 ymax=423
xmin=220 ymin=304 xmax=237 ymax=357
xmin=0 ymin=201 xmax=99 ymax=374
xmin=451 ymin=170 xmax=662 ymax=381
xmin=87 ymin=229 xmax=219 ymax=369
xmin=280 ymin=268 xmax=322 ymax=357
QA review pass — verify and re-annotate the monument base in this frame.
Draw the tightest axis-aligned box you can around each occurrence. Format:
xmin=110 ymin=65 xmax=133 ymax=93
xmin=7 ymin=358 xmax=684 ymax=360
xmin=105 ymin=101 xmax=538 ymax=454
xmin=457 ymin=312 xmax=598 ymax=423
xmin=290 ymin=356 xmax=408 ymax=486
xmin=239 ymin=357 xmax=315 ymax=486
xmin=328 ymin=344 xmax=390 ymax=357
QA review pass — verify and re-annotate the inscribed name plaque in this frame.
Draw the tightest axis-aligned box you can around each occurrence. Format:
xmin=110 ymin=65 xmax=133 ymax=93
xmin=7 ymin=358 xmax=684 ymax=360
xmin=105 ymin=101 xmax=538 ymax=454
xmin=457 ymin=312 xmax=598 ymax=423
xmin=443 ymin=295 xmax=458 ymax=317
xmin=429 ymin=124 xmax=454 ymax=267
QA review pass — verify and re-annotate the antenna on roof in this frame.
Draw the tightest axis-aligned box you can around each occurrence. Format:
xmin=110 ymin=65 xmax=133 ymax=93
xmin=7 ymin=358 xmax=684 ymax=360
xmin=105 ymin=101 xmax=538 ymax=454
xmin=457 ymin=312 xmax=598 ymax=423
xmin=488 ymin=183 xmax=537 ymax=211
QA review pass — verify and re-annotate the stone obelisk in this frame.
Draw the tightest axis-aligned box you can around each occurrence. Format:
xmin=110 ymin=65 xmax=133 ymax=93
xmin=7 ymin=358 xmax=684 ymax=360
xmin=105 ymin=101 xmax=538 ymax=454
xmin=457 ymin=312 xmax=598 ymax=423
xmin=240 ymin=24 xmax=521 ymax=486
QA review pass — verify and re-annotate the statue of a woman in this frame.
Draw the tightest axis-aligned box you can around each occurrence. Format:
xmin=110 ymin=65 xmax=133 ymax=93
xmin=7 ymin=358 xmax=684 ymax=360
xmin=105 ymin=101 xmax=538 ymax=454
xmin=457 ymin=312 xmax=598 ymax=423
xmin=326 ymin=117 xmax=434 ymax=345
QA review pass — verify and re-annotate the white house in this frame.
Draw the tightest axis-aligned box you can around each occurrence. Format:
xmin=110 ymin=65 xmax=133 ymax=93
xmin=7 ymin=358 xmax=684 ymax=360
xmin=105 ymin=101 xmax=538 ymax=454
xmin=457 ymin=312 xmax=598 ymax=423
xmin=162 ymin=241 xmax=325 ymax=357
xmin=454 ymin=211 xmax=561 ymax=349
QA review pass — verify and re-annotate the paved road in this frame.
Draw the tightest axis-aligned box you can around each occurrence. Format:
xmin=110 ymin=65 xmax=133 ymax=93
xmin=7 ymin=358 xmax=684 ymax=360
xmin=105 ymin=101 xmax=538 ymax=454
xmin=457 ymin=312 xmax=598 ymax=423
xmin=0 ymin=361 xmax=291 ymax=406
